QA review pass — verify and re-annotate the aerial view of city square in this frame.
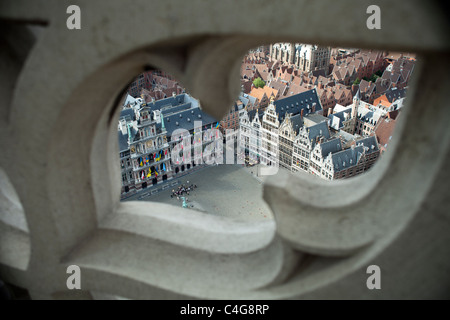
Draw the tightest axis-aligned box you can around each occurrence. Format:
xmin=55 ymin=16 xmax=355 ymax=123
xmin=0 ymin=0 xmax=449 ymax=304
xmin=118 ymin=44 xmax=414 ymax=223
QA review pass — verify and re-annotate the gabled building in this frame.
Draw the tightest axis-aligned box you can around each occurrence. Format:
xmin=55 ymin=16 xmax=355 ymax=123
xmin=239 ymin=108 xmax=262 ymax=165
xmin=310 ymin=138 xmax=343 ymax=178
xmin=119 ymin=93 xmax=219 ymax=198
xmin=279 ymin=113 xmax=303 ymax=170
xmin=260 ymin=101 xmax=280 ymax=167
xmin=248 ymin=86 xmax=279 ymax=110
xmin=322 ymin=136 xmax=380 ymax=180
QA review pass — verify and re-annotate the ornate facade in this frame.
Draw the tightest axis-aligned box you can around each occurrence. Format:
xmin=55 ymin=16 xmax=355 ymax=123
xmin=239 ymin=91 xmax=380 ymax=181
xmin=119 ymin=93 xmax=219 ymax=198
xmin=270 ymin=43 xmax=331 ymax=75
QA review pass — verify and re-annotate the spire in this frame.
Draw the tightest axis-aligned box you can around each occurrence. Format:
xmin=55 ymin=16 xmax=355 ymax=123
xmin=127 ymin=123 xmax=132 ymax=143
xmin=354 ymin=88 xmax=361 ymax=101
xmin=160 ymin=112 xmax=165 ymax=130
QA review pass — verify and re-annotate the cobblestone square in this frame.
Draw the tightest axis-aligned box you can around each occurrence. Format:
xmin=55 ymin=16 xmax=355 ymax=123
xmin=123 ymin=164 xmax=274 ymax=221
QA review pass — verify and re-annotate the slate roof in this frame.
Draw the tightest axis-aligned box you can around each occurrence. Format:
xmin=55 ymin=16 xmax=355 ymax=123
xmin=238 ymin=96 xmax=250 ymax=109
xmin=304 ymin=113 xmax=328 ymax=125
xmin=145 ymin=94 xmax=186 ymax=110
xmin=355 ymin=135 xmax=379 ymax=154
xmin=331 ymin=145 xmax=364 ymax=171
xmin=274 ymin=89 xmax=322 ymax=121
xmin=164 ymin=108 xmax=218 ymax=136
xmin=118 ymin=130 xmax=129 ymax=152
xmin=248 ymin=109 xmax=263 ymax=123
xmin=160 ymin=102 xmax=192 ymax=116
xmin=119 ymin=108 xmax=135 ymax=122
xmin=307 ymin=121 xmax=330 ymax=149
xmin=384 ymin=87 xmax=407 ymax=103
xmin=319 ymin=138 xmax=342 ymax=157
xmin=242 ymin=93 xmax=257 ymax=106
xmin=290 ymin=114 xmax=304 ymax=133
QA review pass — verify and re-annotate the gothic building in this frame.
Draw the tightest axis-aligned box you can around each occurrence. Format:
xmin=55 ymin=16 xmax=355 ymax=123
xmin=270 ymin=43 xmax=331 ymax=75
xmin=119 ymin=93 xmax=219 ymax=198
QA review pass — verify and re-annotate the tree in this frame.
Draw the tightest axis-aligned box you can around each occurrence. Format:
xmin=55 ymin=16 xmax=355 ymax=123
xmin=253 ymin=77 xmax=265 ymax=88
xmin=370 ymin=74 xmax=380 ymax=82
xmin=353 ymin=77 xmax=361 ymax=85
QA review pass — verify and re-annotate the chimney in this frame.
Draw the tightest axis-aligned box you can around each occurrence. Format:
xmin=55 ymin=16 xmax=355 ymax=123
xmin=328 ymin=107 xmax=333 ymax=116
xmin=318 ymin=81 xmax=323 ymax=89
xmin=312 ymin=103 xmax=316 ymax=113
xmin=300 ymin=109 xmax=304 ymax=118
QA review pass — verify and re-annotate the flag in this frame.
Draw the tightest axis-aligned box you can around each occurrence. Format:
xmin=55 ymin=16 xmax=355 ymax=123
xmin=147 ymin=170 xmax=151 ymax=178
xmin=163 ymin=163 xmax=166 ymax=172
xmin=139 ymin=157 xmax=143 ymax=167
xmin=215 ymin=122 xmax=220 ymax=129
xmin=141 ymin=171 xmax=145 ymax=180
xmin=155 ymin=168 xmax=158 ymax=177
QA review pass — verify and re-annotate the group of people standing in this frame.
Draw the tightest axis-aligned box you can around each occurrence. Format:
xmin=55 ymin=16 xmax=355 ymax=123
xmin=171 ymin=181 xmax=197 ymax=199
